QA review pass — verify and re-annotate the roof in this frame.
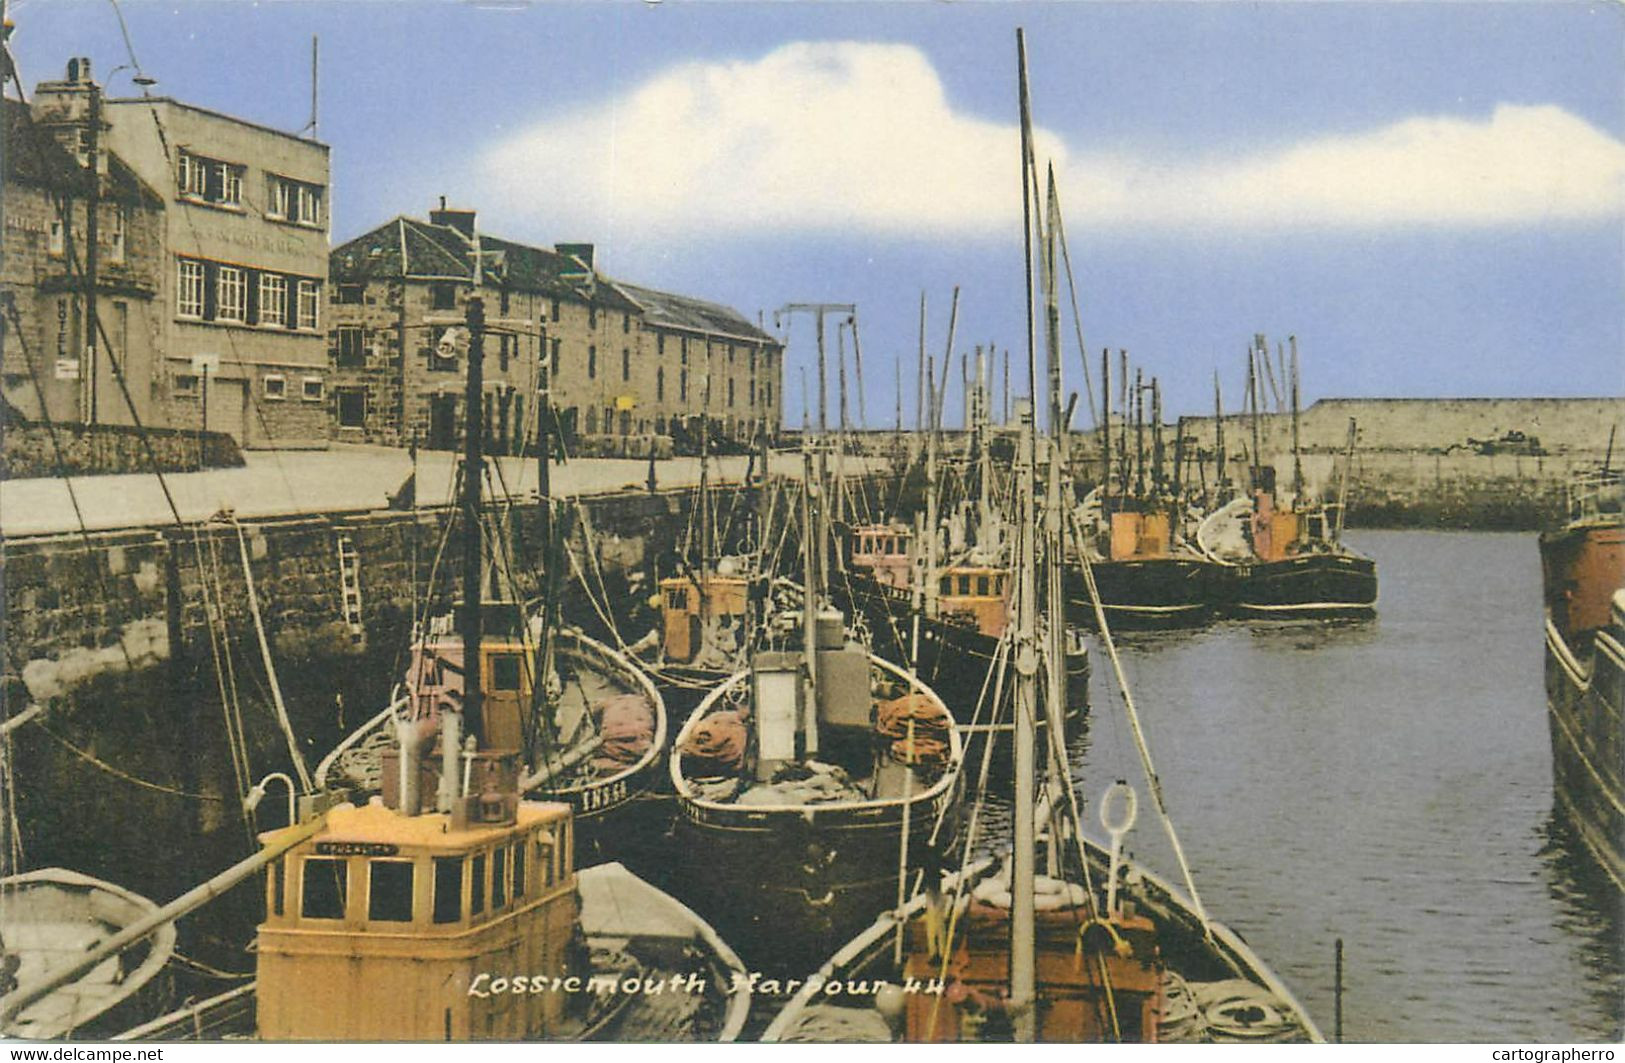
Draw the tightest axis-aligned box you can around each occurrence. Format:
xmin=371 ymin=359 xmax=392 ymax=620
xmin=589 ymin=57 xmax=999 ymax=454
xmin=261 ymin=797 xmax=570 ymax=854
xmin=2 ymin=98 xmax=163 ymax=208
xmin=103 ymin=95 xmax=330 ymax=153
xmin=612 ymin=281 xmax=776 ymax=345
xmin=332 ymin=215 xmax=774 ymax=343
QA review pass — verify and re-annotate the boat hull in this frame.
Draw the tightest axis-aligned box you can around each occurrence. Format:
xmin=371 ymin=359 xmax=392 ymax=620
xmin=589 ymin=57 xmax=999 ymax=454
xmin=1540 ymin=522 xmax=1625 ymax=889
xmin=1064 ymin=556 xmax=1222 ymax=629
xmin=1232 ymin=552 xmax=1376 ymax=618
xmin=669 ymin=778 xmax=962 ymax=980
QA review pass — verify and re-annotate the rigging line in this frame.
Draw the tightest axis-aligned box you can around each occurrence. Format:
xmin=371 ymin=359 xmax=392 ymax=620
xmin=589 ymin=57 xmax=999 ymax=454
xmin=204 ymin=526 xmax=256 ymax=819
xmin=1 ymin=302 xmax=138 ymax=674
xmin=1053 ymin=192 xmax=1099 ymax=432
xmin=31 ymin=721 xmax=226 ymax=801
xmin=191 ymin=525 xmax=252 ymax=834
xmin=1066 ymin=505 xmax=1210 ymax=938
xmin=229 ymin=516 xmax=312 ymax=791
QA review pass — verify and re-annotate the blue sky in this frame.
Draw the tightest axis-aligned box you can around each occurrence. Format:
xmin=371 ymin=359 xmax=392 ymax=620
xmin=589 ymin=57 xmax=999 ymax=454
xmin=8 ymin=1 xmax=1622 ymax=428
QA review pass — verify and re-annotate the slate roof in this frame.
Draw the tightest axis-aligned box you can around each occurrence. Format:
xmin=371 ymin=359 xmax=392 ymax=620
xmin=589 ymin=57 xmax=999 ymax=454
xmin=612 ymin=281 xmax=775 ymax=345
xmin=330 ymin=214 xmax=774 ymax=345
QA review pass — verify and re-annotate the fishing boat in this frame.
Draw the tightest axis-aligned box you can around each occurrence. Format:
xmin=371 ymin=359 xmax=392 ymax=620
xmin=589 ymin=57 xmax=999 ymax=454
xmin=764 ymin=39 xmax=1321 ymax=1042
xmin=1068 ymin=360 xmax=1223 ymax=628
xmin=668 ymin=446 xmax=964 ymax=978
xmin=0 ymin=869 xmax=176 ymax=1039
xmin=1197 ymin=340 xmax=1375 ymax=618
xmin=1539 ymin=456 xmax=1624 ymax=888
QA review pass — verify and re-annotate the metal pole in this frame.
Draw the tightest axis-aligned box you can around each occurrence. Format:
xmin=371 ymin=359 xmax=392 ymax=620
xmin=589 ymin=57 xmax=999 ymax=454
xmin=1334 ymin=937 xmax=1344 ymax=1043
xmin=461 ymin=296 xmax=486 ymax=744
xmin=199 ymin=364 xmax=208 ymax=469
xmin=84 ymin=81 xmax=100 ymax=423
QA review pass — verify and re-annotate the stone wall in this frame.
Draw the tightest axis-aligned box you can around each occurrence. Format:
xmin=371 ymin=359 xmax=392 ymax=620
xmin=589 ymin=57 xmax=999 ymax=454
xmin=0 ymin=418 xmax=244 ymax=478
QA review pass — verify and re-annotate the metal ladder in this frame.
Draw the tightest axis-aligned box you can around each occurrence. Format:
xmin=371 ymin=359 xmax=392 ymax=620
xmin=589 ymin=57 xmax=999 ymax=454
xmin=336 ymin=535 xmax=365 ymax=642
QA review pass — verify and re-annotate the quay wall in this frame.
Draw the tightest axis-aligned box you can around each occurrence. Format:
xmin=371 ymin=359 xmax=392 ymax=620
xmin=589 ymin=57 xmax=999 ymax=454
xmin=1 ymin=419 xmax=244 ymax=478
xmin=0 ymin=483 xmax=732 ymax=935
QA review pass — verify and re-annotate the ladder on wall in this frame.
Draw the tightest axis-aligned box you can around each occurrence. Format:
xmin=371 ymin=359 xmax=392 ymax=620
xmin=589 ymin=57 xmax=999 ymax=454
xmin=336 ymin=535 xmax=365 ymax=643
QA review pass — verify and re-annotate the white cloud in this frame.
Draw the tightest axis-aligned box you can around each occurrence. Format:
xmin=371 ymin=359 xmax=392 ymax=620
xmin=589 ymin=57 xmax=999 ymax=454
xmin=477 ymin=42 xmax=1625 ymax=239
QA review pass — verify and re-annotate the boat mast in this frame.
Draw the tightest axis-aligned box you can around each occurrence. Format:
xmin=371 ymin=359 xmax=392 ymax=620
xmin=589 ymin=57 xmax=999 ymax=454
xmin=1334 ymin=417 xmax=1357 ymax=543
xmin=459 ymin=296 xmax=487 ymax=751
xmin=1214 ymin=371 xmax=1226 ymax=498
xmin=1290 ymin=334 xmax=1304 ymax=501
xmin=1012 ymin=27 xmax=1039 ymax=1042
xmin=1101 ymin=348 xmax=1112 ymax=497
xmin=1247 ymin=344 xmax=1263 ymax=491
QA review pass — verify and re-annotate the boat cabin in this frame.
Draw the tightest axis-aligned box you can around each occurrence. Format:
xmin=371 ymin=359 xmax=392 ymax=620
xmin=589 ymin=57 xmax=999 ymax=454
xmin=405 ymin=602 xmax=537 ymax=754
xmin=903 ymin=892 xmax=1163 ymax=1042
xmin=1106 ymin=507 xmax=1173 ymax=561
xmin=849 ymin=524 xmax=914 ymax=591
xmin=255 ymin=796 xmax=580 ymax=1041
xmin=936 ymin=566 xmax=1011 ymax=638
xmin=660 ymin=573 xmax=750 ymax=664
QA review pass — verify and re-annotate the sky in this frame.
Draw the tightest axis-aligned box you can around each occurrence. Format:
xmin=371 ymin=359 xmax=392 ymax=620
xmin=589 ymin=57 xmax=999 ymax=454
xmin=7 ymin=0 xmax=1622 ymax=429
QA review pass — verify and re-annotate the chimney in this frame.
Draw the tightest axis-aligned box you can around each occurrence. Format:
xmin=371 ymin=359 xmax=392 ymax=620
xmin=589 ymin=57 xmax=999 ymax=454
xmin=430 ymin=201 xmax=477 ymax=240
xmin=31 ymin=58 xmax=106 ymax=174
xmin=66 ymin=57 xmax=93 ymax=84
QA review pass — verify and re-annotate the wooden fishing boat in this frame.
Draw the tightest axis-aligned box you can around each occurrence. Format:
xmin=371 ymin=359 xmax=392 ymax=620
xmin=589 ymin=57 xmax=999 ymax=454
xmin=668 ymin=612 xmax=963 ymax=979
xmin=0 ymin=869 xmax=176 ymax=1039
xmin=1540 ymin=462 xmax=1625 ymax=888
xmin=1070 ymin=486 xmax=1221 ymax=629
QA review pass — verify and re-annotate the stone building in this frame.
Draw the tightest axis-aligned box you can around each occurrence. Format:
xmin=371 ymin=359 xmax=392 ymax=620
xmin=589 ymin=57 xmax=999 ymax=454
xmin=1 ymin=87 xmax=165 ymax=429
xmin=326 ymin=203 xmax=782 ymax=452
xmin=24 ymin=59 xmax=333 ymax=447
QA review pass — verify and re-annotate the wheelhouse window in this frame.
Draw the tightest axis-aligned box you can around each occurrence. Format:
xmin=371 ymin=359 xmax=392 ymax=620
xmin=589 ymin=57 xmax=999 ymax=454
xmin=535 ymin=835 xmax=555 ymax=889
xmin=432 ymin=856 xmax=463 ymax=924
xmin=492 ymin=848 xmax=509 ymax=909
xmin=490 ymin=654 xmax=523 ymax=691
xmin=368 ymin=860 xmax=415 ymax=922
xmin=513 ymin=843 xmax=527 ymax=898
xmin=301 ymin=857 xmax=348 ymax=920
xmin=470 ymin=853 xmax=487 ymax=916
xmin=269 ymin=858 xmax=285 ymax=916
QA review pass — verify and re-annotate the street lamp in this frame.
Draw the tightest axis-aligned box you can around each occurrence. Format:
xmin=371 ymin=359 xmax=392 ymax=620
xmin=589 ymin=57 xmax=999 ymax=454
xmin=243 ymin=771 xmax=298 ymax=825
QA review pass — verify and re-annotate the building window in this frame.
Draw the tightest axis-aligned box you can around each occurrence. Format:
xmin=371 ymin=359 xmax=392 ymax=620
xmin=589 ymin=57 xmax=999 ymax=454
xmin=550 ymin=338 xmax=561 ymax=376
xmin=337 ymin=387 xmax=366 ymax=428
xmin=301 ymin=858 xmax=347 ymax=920
xmin=499 ymin=290 xmax=511 ymax=316
xmin=268 ymin=175 xmax=324 ymax=226
xmin=749 ymin=348 xmax=757 ymax=372
xmin=681 ymin=338 xmax=689 ymax=365
xmin=550 ymin=298 xmax=560 ymax=323
xmin=177 ymin=259 xmax=205 ymax=318
xmin=728 ymin=378 xmax=735 ymax=407
xmin=107 ymin=206 xmax=126 ymax=264
xmin=587 ymin=345 xmax=596 ymax=379
xmin=680 ymin=368 xmax=688 ymax=401
xmin=263 ymin=374 xmax=287 ymax=400
xmin=178 ymin=151 xmax=208 ymax=198
xmin=260 ymin=274 xmax=287 ymax=327
xmin=217 ymin=266 xmax=246 ymax=322
xmin=622 ymin=313 xmax=631 ymax=334
xmin=585 ymin=407 xmax=598 ymax=434
xmin=588 ymin=305 xmax=597 ymax=330
xmin=48 ymin=212 xmax=64 ymax=256
xmin=431 ymin=283 xmax=456 ymax=311
xmin=749 ymin=379 xmax=756 ymax=405
xmin=335 ymin=283 xmax=364 ymax=305
xmin=336 ymin=326 xmax=366 ymax=368
xmin=498 ymin=333 xmax=511 ymax=372
xmin=296 ymin=185 xmax=321 ymax=226
xmin=216 ymin=162 xmax=242 ymax=206
xmin=302 ymin=376 xmax=324 ymax=402
xmin=368 ymin=861 xmax=414 ymax=923
xmin=174 ymin=373 xmax=200 ymax=396
xmin=178 ymin=150 xmax=244 ymax=207
xmin=657 ymin=334 xmax=665 ymax=357
xmin=656 ymin=366 xmax=664 ymax=401
xmin=619 ymin=409 xmax=630 ymax=436
xmin=621 ymin=348 xmax=630 ymax=382
xmin=297 ymin=280 xmax=320 ymax=330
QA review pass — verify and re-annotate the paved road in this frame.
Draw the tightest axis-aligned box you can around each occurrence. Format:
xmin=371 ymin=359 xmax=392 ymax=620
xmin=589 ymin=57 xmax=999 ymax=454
xmin=0 ymin=444 xmax=875 ymax=538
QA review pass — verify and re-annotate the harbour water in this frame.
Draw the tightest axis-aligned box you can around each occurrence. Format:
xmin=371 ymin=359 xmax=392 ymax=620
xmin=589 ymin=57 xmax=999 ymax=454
xmin=1055 ymin=530 xmax=1623 ymax=1042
